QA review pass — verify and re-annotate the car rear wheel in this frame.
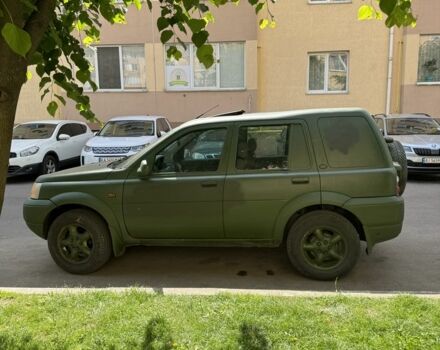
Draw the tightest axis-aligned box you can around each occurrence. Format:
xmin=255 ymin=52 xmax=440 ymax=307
xmin=41 ymin=154 xmax=58 ymax=175
xmin=286 ymin=210 xmax=360 ymax=280
xmin=387 ymin=140 xmax=408 ymax=195
xmin=47 ymin=209 xmax=112 ymax=274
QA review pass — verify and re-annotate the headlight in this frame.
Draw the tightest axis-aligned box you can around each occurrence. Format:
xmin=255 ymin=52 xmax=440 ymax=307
xmin=30 ymin=183 xmax=41 ymax=199
xmin=131 ymin=144 xmax=148 ymax=152
xmin=83 ymin=145 xmax=92 ymax=152
xmin=403 ymin=146 xmax=413 ymax=153
xmin=20 ymin=146 xmax=39 ymax=157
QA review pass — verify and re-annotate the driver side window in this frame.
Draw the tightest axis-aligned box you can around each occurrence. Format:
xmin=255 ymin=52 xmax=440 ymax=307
xmin=153 ymin=128 xmax=227 ymax=173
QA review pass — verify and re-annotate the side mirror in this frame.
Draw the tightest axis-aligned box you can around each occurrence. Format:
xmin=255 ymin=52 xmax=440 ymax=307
xmin=160 ymin=130 xmax=166 ymax=137
xmin=58 ymin=134 xmax=70 ymax=141
xmin=379 ymin=128 xmax=384 ymax=136
xmin=384 ymin=136 xmax=394 ymax=144
xmin=137 ymin=159 xmax=150 ymax=178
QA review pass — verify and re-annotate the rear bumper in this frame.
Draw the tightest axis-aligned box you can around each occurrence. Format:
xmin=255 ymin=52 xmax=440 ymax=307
xmin=343 ymin=196 xmax=404 ymax=251
xmin=23 ymin=198 xmax=56 ymax=239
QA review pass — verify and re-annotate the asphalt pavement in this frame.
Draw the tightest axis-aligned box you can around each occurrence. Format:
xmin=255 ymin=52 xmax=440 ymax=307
xmin=0 ymin=174 xmax=439 ymax=293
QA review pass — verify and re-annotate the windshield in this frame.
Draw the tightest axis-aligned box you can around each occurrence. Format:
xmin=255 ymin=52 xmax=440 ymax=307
xmin=98 ymin=120 xmax=154 ymax=137
xmin=386 ymin=118 xmax=440 ymax=135
xmin=13 ymin=124 xmax=56 ymax=140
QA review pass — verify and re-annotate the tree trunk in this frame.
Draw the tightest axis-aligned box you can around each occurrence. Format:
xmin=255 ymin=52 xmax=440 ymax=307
xmin=0 ymin=43 xmax=27 ymax=216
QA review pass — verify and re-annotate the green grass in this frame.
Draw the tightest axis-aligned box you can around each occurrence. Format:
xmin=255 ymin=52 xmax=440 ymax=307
xmin=0 ymin=291 xmax=439 ymax=349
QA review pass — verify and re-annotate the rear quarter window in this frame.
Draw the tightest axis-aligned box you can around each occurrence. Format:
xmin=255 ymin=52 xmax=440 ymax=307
xmin=318 ymin=116 xmax=385 ymax=168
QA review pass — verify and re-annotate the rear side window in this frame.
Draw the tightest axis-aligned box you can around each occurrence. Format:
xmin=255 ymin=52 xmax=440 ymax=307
xmin=318 ymin=117 xmax=384 ymax=168
xmin=236 ymin=125 xmax=289 ymax=170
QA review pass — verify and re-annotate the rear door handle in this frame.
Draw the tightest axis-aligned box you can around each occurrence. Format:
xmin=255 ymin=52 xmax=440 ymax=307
xmin=291 ymin=177 xmax=310 ymax=184
xmin=201 ymin=181 xmax=218 ymax=188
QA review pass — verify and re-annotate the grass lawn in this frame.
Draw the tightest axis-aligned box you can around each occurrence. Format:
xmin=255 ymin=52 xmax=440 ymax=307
xmin=0 ymin=291 xmax=439 ymax=349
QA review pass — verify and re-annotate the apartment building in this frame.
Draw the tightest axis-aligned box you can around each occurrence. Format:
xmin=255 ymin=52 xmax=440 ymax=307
xmin=14 ymin=0 xmax=437 ymax=126
xmin=16 ymin=1 xmax=258 ymax=125
xmin=257 ymin=0 xmax=401 ymax=115
xmin=400 ymin=0 xmax=440 ymax=117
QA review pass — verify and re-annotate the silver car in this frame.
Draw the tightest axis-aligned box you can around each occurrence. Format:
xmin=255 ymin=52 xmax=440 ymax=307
xmin=373 ymin=114 xmax=440 ymax=173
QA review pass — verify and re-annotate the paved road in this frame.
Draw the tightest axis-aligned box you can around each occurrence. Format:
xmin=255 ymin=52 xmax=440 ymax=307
xmin=1 ymin=175 xmax=439 ymax=293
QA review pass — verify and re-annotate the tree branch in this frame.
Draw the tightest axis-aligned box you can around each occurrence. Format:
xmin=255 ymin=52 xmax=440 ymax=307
xmin=24 ymin=0 xmax=57 ymax=57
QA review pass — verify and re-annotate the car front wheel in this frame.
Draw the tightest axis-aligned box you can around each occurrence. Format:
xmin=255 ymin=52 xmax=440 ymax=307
xmin=47 ymin=209 xmax=112 ymax=274
xmin=286 ymin=210 xmax=360 ymax=280
xmin=41 ymin=154 xmax=58 ymax=175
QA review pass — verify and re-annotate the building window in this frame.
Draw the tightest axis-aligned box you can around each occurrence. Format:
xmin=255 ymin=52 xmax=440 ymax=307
xmin=84 ymin=45 xmax=146 ymax=91
xmin=308 ymin=52 xmax=348 ymax=93
xmin=165 ymin=42 xmax=245 ymax=91
xmin=308 ymin=0 xmax=351 ymax=3
xmin=418 ymin=35 xmax=440 ymax=84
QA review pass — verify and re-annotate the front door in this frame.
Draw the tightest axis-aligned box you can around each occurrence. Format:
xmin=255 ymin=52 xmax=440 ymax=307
xmin=123 ymin=125 xmax=231 ymax=239
xmin=223 ymin=121 xmax=320 ymax=239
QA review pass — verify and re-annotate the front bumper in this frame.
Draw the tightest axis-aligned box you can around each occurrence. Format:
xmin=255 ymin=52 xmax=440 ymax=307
xmin=81 ymin=152 xmax=134 ymax=165
xmin=7 ymin=163 xmax=41 ymax=177
xmin=343 ymin=196 xmax=404 ymax=251
xmin=23 ymin=198 xmax=56 ymax=239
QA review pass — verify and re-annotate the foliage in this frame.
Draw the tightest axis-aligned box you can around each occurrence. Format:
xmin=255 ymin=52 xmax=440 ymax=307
xmin=0 ymin=292 xmax=439 ymax=349
xmin=358 ymin=0 xmax=416 ymax=27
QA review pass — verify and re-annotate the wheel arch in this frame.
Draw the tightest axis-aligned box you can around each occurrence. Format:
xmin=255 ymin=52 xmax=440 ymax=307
xmin=44 ymin=151 xmax=60 ymax=162
xmin=43 ymin=194 xmax=126 ymax=257
xmin=280 ymin=205 xmax=366 ymax=244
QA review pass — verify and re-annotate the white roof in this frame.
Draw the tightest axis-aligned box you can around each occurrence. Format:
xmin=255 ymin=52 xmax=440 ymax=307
xmin=109 ymin=115 xmax=164 ymax=122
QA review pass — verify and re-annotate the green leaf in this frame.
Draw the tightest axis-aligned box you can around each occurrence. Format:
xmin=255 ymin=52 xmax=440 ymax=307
xmin=358 ymin=5 xmax=374 ymax=20
xmin=255 ymin=3 xmax=265 ymax=14
xmin=157 ymin=17 xmax=169 ymax=31
xmin=379 ymin=0 xmax=397 ymax=16
xmin=134 ymin=0 xmax=142 ymax=10
xmin=47 ymin=101 xmax=58 ymax=116
xmin=196 ymin=44 xmax=214 ymax=68
xmin=188 ymin=19 xmax=206 ymax=33
xmin=192 ymin=30 xmax=209 ymax=48
xmin=259 ymin=18 xmax=269 ymax=29
xmin=1 ymin=23 xmax=32 ymax=57
xmin=39 ymin=76 xmax=51 ymax=90
xmin=160 ymin=30 xmax=173 ymax=44
xmin=76 ymin=69 xmax=91 ymax=84
xmin=55 ymin=94 xmax=66 ymax=106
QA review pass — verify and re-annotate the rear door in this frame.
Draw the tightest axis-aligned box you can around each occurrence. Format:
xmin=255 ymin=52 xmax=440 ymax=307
xmin=223 ymin=120 xmax=320 ymax=239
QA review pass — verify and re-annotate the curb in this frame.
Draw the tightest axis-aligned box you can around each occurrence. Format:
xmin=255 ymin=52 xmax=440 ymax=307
xmin=1 ymin=287 xmax=440 ymax=298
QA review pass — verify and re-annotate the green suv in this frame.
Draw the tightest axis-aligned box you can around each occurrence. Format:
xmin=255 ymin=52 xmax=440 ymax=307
xmin=23 ymin=108 xmax=404 ymax=280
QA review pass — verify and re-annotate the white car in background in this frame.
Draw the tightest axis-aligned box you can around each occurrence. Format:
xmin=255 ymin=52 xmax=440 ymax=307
xmin=9 ymin=120 xmax=93 ymax=177
xmin=81 ymin=116 xmax=172 ymax=165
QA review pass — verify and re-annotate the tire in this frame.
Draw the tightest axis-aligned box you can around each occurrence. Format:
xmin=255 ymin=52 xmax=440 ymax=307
xmin=47 ymin=209 xmax=112 ymax=274
xmin=286 ymin=210 xmax=360 ymax=280
xmin=41 ymin=154 xmax=58 ymax=175
xmin=387 ymin=140 xmax=408 ymax=195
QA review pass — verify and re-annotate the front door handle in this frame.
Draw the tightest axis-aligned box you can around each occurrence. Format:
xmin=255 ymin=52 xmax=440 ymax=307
xmin=291 ymin=177 xmax=310 ymax=184
xmin=201 ymin=181 xmax=218 ymax=188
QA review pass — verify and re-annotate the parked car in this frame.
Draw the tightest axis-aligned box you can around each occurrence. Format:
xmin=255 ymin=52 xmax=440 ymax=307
xmin=23 ymin=108 xmax=404 ymax=280
xmin=9 ymin=120 xmax=93 ymax=177
xmin=81 ymin=116 xmax=172 ymax=165
xmin=373 ymin=114 xmax=440 ymax=173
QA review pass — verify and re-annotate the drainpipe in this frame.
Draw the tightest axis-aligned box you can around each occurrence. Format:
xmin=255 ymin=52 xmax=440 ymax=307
xmin=385 ymin=27 xmax=394 ymax=114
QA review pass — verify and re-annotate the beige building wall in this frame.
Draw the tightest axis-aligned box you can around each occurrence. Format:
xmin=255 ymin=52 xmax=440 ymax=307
xmin=15 ymin=67 xmax=54 ymax=123
xmin=61 ymin=2 xmax=258 ymax=125
xmin=400 ymin=0 xmax=440 ymax=116
xmin=257 ymin=0 xmax=393 ymax=115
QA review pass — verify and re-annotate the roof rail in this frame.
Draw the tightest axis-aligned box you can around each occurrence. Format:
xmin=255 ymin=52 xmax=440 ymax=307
xmin=412 ymin=112 xmax=432 ymax=117
xmin=197 ymin=110 xmax=246 ymax=119
xmin=373 ymin=113 xmax=388 ymax=118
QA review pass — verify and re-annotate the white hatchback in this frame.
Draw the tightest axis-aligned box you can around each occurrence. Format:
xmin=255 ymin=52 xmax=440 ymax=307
xmin=9 ymin=120 xmax=93 ymax=177
xmin=81 ymin=116 xmax=172 ymax=165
